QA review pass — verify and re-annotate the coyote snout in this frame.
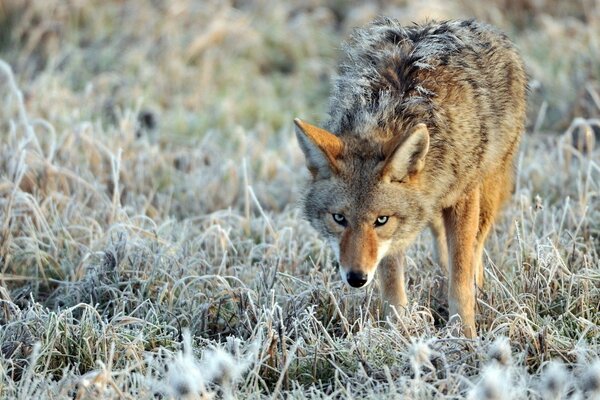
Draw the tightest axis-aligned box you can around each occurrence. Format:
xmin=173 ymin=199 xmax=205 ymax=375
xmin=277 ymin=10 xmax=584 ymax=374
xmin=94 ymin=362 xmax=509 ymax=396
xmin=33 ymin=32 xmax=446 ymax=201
xmin=334 ymin=222 xmax=392 ymax=288
xmin=294 ymin=18 xmax=527 ymax=338
xmin=345 ymin=271 xmax=368 ymax=288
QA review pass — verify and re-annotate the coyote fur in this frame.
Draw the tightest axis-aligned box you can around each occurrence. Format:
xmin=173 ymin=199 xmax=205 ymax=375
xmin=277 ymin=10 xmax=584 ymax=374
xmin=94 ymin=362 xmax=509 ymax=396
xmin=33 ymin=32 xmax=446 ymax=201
xmin=294 ymin=18 xmax=527 ymax=337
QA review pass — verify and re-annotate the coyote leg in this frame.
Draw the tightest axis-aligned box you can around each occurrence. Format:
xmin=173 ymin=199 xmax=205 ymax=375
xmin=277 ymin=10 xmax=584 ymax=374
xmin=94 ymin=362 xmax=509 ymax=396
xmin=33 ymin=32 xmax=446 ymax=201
xmin=430 ymin=213 xmax=448 ymax=274
xmin=475 ymin=163 xmax=514 ymax=288
xmin=378 ymin=254 xmax=407 ymax=315
xmin=443 ymin=187 xmax=480 ymax=338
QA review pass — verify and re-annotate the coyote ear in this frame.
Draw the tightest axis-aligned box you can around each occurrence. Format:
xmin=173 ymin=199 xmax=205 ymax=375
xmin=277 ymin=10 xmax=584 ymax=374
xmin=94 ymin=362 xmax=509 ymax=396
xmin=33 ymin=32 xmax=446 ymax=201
xmin=294 ymin=118 xmax=343 ymax=179
xmin=383 ymin=123 xmax=429 ymax=183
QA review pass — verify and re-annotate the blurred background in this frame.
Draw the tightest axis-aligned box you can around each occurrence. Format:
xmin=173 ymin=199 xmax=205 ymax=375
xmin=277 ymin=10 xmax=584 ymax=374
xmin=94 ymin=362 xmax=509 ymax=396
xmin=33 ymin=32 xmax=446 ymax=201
xmin=1 ymin=0 xmax=599 ymax=135
xmin=1 ymin=0 xmax=598 ymax=217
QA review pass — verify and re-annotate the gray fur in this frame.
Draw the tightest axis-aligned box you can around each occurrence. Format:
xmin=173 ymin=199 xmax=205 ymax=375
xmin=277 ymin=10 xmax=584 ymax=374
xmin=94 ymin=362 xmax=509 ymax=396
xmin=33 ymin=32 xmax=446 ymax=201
xmin=325 ymin=18 xmax=522 ymax=140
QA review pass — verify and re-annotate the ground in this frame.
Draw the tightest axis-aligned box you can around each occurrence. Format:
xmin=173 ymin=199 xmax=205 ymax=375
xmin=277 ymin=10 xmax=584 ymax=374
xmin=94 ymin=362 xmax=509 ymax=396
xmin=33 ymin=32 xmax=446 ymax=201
xmin=0 ymin=0 xmax=599 ymax=399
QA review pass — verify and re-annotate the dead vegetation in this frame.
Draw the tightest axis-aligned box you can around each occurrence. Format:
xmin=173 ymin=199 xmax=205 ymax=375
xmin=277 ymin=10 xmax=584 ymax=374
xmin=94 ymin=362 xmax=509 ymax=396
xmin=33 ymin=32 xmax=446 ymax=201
xmin=0 ymin=0 xmax=598 ymax=398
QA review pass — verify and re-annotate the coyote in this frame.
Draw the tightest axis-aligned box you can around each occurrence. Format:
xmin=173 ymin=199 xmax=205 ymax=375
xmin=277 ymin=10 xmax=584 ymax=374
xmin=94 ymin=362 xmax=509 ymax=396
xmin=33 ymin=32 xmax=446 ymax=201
xmin=294 ymin=18 xmax=527 ymax=337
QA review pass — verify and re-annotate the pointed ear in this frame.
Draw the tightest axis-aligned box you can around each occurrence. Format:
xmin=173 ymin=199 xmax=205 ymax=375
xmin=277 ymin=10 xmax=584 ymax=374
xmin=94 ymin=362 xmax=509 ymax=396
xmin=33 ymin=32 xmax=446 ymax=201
xmin=382 ymin=123 xmax=430 ymax=183
xmin=294 ymin=118 xmax=343 ymax=179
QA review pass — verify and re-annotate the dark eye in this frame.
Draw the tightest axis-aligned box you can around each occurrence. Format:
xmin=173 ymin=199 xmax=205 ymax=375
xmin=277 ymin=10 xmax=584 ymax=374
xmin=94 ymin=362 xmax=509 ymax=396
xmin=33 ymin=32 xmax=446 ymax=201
xmin=374 ymin=216 xmax=389 ymax=227
xmin=332 ymin=213 xmax=347 ymax=226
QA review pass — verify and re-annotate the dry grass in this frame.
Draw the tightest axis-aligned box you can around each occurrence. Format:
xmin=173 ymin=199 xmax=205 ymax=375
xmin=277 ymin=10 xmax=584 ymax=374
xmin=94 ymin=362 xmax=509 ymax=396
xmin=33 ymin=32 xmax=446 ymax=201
xmin=0 ymin=0 xmax=599 ymax=398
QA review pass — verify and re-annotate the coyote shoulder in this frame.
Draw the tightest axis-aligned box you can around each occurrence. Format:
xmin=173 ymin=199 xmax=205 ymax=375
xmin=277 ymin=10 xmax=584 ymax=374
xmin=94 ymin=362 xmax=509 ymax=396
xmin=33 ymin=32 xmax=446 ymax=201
xmin=294 ymin=18 xmax=527 ymax=337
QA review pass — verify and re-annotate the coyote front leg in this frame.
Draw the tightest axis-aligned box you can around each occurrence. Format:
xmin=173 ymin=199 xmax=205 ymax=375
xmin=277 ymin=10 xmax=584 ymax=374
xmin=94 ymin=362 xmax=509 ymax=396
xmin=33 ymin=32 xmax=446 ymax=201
xmin=443 ymin=187 xmax=480 ymax=338
xmin=378 ymin=254 xmax=407 ymax=315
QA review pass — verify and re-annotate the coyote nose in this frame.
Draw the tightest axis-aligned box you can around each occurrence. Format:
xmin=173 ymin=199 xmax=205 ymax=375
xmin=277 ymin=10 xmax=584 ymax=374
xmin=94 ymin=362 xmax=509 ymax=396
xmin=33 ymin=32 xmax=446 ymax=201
xmin=346 ymin=271 xmax=368 ymax=288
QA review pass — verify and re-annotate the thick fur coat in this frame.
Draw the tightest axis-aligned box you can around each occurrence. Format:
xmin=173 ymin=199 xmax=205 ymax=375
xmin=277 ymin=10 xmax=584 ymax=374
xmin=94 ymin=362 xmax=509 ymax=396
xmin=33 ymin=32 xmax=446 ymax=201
xmin=295 ymin=18 xmax=527 ymax=337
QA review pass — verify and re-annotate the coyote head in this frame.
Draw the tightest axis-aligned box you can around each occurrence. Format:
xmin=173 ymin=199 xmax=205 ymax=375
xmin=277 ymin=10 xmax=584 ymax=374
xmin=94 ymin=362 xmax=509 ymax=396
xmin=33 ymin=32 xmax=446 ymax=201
xmin=294 ymin=118 xmax=434 ymax=288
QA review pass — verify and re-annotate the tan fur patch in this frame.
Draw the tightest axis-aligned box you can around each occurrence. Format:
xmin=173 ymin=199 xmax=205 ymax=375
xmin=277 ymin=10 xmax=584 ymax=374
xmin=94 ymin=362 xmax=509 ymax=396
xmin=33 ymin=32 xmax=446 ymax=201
xmin=294 ymin=118 xmax=343 ymax=172
xmin=339 ymin=225 xmax=378 ymax=273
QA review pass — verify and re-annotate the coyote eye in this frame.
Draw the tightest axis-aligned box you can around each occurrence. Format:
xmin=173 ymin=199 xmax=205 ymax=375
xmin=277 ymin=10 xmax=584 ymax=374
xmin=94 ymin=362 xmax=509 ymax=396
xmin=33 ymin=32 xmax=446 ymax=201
xmin=374 ymin=216 xmax=389 ymax=227
xmin=332 ymin=213 xmax=347 ymax=226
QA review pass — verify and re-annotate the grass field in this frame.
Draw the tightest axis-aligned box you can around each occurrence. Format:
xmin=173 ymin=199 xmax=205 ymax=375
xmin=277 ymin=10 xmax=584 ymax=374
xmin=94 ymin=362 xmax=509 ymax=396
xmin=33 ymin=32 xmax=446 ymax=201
xmin=0 ymin=0 xmax=599 ymax=398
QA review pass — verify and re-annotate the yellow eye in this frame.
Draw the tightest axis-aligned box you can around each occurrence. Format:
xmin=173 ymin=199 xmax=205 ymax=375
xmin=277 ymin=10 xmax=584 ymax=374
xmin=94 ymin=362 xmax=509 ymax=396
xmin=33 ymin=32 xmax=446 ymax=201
xmin=332 ymin=213 xmax=347 ymax=226
xmin=374 ymin=216 xmax=389 ymax=227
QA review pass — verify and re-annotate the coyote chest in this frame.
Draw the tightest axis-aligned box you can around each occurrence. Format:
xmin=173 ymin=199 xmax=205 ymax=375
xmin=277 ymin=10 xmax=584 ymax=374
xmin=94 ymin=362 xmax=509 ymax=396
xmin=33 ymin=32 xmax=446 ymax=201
xmin=294 ymin=18 xmax=527 ymax=338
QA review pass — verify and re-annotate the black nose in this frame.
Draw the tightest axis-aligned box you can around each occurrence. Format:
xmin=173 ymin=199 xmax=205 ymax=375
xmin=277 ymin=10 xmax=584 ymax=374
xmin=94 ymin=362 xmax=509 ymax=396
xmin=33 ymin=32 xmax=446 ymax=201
xmin=346 ymin=271 xmax=368 ymax=288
